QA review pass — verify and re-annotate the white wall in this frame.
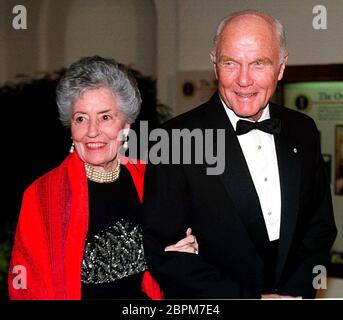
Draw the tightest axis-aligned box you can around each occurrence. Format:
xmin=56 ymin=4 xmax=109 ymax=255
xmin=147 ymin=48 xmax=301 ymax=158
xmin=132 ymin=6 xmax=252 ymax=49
xmin=2 ymin=1 xmax=343 ymax=100
xmin=153 ymin=0 xmax=343 ymax=110
xmin=0 ymin=0 xmax=156 ymax=84
xmin=178 ymin=0 xmax=343 ymax=70
xmin=176 ymin=0 xmax=343 ymax=71
xmin=64 ymin=0 xmax=156 ymax=76
xmin=154 ymin=0 xmax=178 ymax=112
xmin=0 ymin=0 xmax=44 ymax=83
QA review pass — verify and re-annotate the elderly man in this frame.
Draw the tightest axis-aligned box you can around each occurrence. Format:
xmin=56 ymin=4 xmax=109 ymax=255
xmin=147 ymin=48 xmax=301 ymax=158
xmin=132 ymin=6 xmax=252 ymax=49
xmin=143 ymin=10 xmax=336 ymax=299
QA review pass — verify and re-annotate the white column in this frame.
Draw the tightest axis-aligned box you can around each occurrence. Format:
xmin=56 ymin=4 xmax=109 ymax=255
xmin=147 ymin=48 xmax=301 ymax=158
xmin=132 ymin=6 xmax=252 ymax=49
xmin=154 ymin=0 xmax=178 ymax=115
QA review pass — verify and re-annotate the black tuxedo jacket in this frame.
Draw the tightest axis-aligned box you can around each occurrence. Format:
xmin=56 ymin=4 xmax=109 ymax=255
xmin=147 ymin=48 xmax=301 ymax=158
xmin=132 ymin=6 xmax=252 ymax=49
xmin=142 ymin=92 xmax=337 ymax=299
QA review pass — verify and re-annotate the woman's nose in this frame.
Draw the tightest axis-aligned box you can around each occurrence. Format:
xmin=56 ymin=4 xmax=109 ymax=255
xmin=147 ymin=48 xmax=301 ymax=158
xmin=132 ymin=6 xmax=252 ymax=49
xmin=87 ymin=119 xmax=100 ymax=137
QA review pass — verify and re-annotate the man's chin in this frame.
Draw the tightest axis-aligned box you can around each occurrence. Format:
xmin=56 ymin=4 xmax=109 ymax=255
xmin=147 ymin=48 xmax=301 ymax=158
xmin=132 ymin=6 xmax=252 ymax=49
xmin=232 ymin=109 xmax=261 ymax=119
xmin=230 ymin=102 xmax=267 ymax=120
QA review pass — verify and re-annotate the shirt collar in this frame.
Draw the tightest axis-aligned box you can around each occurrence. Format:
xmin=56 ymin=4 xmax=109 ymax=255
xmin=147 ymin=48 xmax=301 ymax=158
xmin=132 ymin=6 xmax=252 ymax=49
xmin=219 ymin=96 xmax=270 ymax=131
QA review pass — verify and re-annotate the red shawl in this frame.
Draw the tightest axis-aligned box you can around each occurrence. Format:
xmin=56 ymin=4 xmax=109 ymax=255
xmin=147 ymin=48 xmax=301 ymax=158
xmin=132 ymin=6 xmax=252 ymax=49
xmin=8 ymin=152 xmax=162 ymax=300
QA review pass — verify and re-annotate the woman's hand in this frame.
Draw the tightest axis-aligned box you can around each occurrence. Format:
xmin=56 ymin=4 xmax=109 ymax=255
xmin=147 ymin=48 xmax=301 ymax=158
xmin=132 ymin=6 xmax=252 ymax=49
xmin=164 ymin=228 xmax=199 ymax=255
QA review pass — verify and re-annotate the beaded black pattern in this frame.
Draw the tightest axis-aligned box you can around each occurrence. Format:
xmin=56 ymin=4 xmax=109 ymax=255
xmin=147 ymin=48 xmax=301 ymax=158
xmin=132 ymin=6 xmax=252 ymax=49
xmin=81 ymin=219 xmax=147 ymax=284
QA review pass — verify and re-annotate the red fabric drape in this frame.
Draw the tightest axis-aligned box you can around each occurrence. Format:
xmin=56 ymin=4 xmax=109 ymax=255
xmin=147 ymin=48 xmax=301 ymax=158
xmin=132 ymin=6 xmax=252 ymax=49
xmin=8 ymin=152 xmax=162 ymax=300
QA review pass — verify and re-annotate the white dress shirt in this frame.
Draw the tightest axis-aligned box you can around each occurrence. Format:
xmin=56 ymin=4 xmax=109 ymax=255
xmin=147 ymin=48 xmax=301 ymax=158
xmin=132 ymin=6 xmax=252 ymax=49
xmin=221 ymin=99 xmax=281 ymax=241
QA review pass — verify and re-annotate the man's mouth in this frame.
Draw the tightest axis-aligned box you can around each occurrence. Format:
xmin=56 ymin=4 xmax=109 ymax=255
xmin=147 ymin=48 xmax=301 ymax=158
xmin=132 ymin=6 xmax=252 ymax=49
xmin=235 ymin=92 xmax=257 ymax=98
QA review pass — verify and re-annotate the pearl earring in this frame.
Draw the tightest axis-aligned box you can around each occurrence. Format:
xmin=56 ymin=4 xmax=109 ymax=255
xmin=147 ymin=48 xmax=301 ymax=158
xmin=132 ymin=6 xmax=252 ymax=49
xmin=69 ymin=142 xmax=75 ymax=153
xmin=123 ymin=136 xmax=128 ymax=149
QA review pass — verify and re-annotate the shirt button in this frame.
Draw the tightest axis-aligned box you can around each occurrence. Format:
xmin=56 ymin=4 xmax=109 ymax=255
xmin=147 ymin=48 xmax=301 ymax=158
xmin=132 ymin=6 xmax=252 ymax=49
xmin=258 ymin=145 xmax=262 ymax=150
xmin=264 ymin=177 xmax=268 ymax=182
xmin=268 ymin=211 xmax=272 ymax=216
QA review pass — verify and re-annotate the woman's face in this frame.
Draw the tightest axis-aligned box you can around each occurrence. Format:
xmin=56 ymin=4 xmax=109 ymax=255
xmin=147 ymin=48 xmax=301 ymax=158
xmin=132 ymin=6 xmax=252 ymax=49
xmin=71 ymin=87 xmax=129 ymax=172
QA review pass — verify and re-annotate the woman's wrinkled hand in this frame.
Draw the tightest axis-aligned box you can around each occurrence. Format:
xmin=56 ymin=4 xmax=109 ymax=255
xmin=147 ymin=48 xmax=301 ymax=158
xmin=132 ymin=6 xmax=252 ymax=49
xmin=164 ymin=228 xmax=199 ymax=255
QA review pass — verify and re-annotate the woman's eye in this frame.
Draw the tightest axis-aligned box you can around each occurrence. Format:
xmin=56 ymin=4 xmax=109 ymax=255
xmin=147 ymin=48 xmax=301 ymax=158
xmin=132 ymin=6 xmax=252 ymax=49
xmin=102 ymin=114 xmax=111 ymax=121
xmin=75 ymin=116 xmax=84 ymax=123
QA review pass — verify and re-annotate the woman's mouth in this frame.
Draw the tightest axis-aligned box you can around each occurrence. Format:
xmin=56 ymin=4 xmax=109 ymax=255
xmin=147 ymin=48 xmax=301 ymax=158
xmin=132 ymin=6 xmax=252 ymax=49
xmin=85 ymin=142 xmax=106 ymax=150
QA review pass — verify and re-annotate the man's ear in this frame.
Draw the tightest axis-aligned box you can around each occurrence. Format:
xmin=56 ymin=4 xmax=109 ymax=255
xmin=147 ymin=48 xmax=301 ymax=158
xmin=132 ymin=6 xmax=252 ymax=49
xmin=210 ymin=51 xmax=218 ymax=79
xmin=278 ymin=53 xmax=288 ymax=81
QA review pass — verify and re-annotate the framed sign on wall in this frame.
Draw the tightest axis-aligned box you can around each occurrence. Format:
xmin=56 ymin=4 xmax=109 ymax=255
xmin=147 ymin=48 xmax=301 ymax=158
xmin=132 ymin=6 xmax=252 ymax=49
xmin=279 ymin=64 xmax=343 ymax=253
xmin=336 ymin=125 xmax=343 ymax=195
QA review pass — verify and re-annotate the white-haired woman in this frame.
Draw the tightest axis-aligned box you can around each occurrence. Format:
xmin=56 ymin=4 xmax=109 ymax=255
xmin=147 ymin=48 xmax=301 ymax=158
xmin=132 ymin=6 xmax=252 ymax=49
xmin=9 ymin=56 xmax=198 ymax=300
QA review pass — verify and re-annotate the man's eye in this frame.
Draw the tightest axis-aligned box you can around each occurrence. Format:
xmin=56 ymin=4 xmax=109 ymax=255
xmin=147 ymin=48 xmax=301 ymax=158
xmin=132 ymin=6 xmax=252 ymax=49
xmin=255 ymin=60 xmax=271 ymax=67
xmin=222 ymin=61 xmax=235 ymax=67
xmin=255 ymin=60 xmax=265 ymax=66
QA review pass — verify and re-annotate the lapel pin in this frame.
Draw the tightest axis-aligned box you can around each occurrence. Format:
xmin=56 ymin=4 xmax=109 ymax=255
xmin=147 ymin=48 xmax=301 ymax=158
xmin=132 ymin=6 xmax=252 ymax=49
xmin=293 ymin=148 xmax=297 ymax=154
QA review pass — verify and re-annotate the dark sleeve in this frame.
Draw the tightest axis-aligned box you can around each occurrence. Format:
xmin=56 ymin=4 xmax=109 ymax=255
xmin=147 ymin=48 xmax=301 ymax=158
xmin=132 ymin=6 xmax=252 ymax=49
xmin=142 ymin=161 xmax=260 ymax=299
xmin=278 ymin=121 xmax=337 ymax=298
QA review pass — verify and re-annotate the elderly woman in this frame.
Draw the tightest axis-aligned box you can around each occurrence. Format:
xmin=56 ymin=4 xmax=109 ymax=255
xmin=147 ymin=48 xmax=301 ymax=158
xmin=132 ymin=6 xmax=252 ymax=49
xmin=8 ymin=56 xmax=198 ymax=300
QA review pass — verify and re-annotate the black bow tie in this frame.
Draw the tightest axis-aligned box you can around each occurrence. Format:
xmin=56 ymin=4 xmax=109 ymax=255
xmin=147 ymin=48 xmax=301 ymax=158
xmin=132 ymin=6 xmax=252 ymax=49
xmin=236 ymin=118 xmax=281 ymax=135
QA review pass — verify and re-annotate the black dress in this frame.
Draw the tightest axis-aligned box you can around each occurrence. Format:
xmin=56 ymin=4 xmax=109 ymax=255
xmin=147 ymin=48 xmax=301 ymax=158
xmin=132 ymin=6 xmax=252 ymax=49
xmin=81 ymin=165 xmax=148 ymax=299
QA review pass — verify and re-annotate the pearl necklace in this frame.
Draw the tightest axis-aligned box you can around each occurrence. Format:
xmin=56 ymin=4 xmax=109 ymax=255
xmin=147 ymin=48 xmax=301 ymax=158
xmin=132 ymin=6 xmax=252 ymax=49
xmin=85 ymin=159 xmax=121 ymax=183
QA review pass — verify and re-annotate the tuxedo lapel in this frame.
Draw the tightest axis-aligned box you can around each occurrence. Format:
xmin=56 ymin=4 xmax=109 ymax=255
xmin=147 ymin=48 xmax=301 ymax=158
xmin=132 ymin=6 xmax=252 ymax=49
xmin=270 ymin=103 xmax=301 ymax=283
xmin=200 ymin=95 xmax=302 ymax=283
xmin=203 ymin=94 xmax=270 ymax=264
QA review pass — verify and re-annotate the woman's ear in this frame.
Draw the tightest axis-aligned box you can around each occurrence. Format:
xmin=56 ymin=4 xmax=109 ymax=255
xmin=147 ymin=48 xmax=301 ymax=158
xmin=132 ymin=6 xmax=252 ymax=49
xmin=123 ymin=123 xmax=130 ymax=136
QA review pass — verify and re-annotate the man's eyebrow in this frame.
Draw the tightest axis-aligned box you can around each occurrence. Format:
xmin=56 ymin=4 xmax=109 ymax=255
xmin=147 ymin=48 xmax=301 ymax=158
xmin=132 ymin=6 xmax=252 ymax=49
xmin=218 ymin=56 xmax=238 ymax=63
xmin=254 ymin=58 xmax=273 ymax=63
xmin=218 ymin=56 xmax=273 ymax=64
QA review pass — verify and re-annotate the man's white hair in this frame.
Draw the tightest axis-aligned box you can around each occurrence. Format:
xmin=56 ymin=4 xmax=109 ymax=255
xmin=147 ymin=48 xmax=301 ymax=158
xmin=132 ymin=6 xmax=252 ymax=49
xmin=211 ymin=9 xmax=287 ymax=64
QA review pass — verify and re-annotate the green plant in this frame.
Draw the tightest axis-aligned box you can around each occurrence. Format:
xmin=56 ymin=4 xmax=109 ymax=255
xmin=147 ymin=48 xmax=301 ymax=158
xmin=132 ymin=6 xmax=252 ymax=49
xmin=0 ymin=241 xmax=11 ymax=299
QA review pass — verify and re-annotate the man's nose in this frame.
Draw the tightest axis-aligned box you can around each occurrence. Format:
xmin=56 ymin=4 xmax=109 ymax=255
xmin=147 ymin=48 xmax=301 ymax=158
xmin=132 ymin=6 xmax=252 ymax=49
xmin=237 ymin=65 xmax=253 ymax=87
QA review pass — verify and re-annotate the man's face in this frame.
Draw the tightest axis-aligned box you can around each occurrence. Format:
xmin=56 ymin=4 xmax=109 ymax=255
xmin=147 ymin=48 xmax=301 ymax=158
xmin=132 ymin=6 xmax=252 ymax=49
xmin=213 ymin=15 xmax=288 ymax=121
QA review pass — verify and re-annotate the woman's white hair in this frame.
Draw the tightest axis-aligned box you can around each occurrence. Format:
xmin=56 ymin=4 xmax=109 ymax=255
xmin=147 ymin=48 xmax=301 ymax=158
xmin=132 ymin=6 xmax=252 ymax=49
xmin=56 ymin=56 xmax=141 ymax=127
